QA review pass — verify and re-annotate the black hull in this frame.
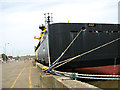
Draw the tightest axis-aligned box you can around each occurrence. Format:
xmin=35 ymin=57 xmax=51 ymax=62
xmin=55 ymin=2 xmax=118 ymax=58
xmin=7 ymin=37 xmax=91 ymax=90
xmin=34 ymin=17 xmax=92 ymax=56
xmin=35 ymin=23 xmax=120 ymax=74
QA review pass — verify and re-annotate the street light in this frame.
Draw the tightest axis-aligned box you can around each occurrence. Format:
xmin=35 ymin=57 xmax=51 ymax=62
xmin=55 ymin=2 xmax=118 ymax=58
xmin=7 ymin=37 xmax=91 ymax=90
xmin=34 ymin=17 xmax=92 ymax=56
xmin=5 ymin=43 xmax=10 ymax=62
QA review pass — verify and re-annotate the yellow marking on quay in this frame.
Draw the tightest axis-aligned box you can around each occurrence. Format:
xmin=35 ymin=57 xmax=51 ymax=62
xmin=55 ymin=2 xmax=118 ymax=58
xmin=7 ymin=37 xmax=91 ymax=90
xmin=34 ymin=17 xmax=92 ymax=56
xmin=29 ymin=64 xmax=32 ymax=88
xmin=10 ymin=67 xmax=25 ymax=88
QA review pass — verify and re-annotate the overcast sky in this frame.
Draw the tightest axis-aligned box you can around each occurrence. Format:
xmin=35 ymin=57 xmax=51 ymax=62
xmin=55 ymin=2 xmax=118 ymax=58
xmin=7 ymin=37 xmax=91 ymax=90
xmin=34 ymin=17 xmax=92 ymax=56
xmin=0 ymin=0 xmax=119 ymax=56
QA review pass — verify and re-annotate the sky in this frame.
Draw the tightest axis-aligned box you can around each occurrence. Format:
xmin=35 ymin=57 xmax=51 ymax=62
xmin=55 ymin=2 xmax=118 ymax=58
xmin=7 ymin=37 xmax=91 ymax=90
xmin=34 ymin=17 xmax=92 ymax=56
xmin=0 ymin=0 xmax=119 ymax=57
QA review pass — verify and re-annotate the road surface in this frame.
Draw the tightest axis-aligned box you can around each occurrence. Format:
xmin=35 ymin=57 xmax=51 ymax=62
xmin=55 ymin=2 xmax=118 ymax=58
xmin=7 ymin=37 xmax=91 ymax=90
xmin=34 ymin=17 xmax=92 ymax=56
xmin=2 ymin=60 xmax=40 ymax=89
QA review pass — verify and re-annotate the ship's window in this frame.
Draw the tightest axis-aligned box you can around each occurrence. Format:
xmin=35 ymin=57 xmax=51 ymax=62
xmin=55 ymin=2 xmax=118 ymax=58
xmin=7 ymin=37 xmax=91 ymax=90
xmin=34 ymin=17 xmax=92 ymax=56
xmin=43 ymin=47 xmax=45 ymax=52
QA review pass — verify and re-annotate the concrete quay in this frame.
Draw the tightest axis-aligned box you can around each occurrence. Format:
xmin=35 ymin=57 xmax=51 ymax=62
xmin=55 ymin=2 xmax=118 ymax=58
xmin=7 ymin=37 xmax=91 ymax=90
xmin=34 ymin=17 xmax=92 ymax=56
xmin=36 ymin=62 xmax=100 ymax=89
xmin=1 ymin=60 xmax=101 ymax=89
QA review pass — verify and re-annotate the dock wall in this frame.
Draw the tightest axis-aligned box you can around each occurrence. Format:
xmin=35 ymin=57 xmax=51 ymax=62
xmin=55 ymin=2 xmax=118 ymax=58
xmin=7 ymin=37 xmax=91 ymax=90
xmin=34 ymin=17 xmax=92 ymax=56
xmin=36 ymin=62 xmax=101 ymax=89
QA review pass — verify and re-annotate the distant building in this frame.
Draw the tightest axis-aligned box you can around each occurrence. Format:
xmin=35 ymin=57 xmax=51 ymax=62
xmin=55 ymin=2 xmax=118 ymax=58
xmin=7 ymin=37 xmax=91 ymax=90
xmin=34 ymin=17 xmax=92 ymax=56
xmin=8 ymin=56 xmax=13 ymax=60
xmin=19 ymin=55 xmax=35 ymax=61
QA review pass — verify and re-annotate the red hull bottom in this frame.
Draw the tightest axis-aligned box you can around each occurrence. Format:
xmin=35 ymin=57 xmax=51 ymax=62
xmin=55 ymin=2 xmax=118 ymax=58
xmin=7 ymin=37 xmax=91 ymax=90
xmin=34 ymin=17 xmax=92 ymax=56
xmin=64 ymin=65 xmax=120 ymax=75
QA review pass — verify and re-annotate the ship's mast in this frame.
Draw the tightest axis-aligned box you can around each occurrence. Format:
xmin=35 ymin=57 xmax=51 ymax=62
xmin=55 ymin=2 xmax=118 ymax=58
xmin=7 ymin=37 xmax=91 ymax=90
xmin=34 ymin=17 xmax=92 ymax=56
xmin=34 ymin=13 xmax=53 ymax=51
xmin=44 ymin=13 xmax=53 ymax=25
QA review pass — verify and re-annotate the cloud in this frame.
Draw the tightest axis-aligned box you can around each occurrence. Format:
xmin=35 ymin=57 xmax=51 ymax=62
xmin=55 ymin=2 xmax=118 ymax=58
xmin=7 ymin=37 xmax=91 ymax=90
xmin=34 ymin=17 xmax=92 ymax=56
xmin=0 ymin=0 xmax=119 ymax=56
xmin=46 ymin=0 xmax=119 ymax=23
xmin=0 ymin=0 xmax=61 ymax=3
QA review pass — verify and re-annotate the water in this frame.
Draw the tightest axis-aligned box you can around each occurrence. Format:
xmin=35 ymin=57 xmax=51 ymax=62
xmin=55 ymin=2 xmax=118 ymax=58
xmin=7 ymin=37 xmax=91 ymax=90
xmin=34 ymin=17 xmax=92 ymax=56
xmin=85 ymin=80 xmax=120 ymax=89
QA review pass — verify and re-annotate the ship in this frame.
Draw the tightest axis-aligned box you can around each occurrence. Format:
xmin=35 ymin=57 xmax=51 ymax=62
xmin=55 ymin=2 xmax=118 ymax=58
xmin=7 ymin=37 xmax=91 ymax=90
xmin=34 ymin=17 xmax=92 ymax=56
xmin=34 ymin=13 xmax=120 ymax=75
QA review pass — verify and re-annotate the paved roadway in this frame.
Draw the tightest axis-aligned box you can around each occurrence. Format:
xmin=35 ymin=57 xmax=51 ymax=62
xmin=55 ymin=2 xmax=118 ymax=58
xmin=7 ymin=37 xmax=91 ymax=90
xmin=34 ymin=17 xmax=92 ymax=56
xmin=2 ymin=60 xmax=40 ymax=88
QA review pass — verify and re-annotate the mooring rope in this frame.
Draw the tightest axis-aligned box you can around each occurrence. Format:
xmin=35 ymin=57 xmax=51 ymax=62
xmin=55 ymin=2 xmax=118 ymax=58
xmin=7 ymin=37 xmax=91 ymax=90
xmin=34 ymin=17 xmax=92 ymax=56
xmin=46 ymin=29 xmax=83 ymax=72
xmin=52 ymin=37 xmax=120 ymax=70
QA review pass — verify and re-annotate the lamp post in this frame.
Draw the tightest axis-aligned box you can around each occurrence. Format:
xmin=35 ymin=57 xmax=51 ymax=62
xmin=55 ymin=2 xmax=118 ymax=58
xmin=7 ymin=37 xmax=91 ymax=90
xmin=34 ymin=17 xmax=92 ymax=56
xmin=5 ymin=43 xmax=9 ymax=62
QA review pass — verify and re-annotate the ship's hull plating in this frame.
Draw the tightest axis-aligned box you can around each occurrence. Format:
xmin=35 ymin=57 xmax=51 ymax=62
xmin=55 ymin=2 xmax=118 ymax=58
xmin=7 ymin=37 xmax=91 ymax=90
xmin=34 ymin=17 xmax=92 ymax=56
xmin=35 ymin=23 xmax=120 ymax=75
